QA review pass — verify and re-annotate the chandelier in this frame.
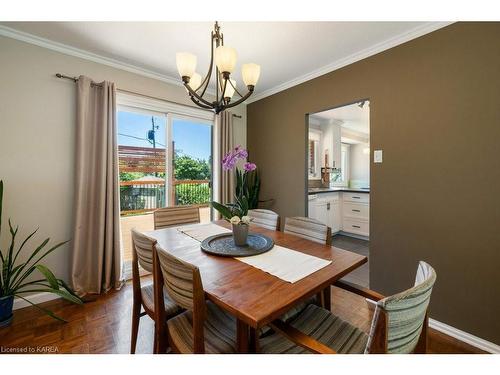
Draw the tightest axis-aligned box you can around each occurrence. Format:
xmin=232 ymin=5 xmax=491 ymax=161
xmin=176 ymin=22 xmax=261 ymax=114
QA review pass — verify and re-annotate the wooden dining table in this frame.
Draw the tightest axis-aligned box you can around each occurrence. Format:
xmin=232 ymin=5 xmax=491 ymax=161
xmin=145 ymin=219 xmax=367 ymax=353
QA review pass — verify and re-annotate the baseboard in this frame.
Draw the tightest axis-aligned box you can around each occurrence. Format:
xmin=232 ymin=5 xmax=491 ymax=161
xmin=429 ymin=318 xmax=500 ymax=354
xmin=13 ymin=292 xmax=60 ymax=311
xmin=363 ymin=298 xmax=499 ymax=353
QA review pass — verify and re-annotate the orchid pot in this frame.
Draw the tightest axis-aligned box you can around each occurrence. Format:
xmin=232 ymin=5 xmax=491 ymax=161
xmin=231 ymin=223 xmax=249 ymax=246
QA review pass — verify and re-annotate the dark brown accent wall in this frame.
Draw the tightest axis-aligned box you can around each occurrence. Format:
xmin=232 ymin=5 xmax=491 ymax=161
xmin=248 ymin=22 xmax=500 ymax=345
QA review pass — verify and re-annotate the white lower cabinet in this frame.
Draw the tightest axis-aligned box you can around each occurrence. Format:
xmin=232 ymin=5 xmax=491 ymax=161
xmin=309 ymin=191 xmax=369 ymax=238
xmin=308 ymin=193 xmax=341 ymax=234
xmin=342 ymin=218 xmax=369 ymax=237
xmin=342 ymin=192 xmax=369 ymax=237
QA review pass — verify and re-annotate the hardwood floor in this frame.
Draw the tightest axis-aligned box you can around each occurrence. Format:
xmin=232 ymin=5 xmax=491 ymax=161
xmin=0 ymin=278 xmax=484 ymax=354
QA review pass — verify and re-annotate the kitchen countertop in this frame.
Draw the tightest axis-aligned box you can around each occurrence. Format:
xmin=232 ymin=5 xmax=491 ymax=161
xmin=308 ymin=187 xmax=370 ymax=195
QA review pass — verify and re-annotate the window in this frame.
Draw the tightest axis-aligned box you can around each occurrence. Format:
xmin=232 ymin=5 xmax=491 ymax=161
xmin=116 ymin=93 xmax=215 ymax=278
xmin=337 ymin=143 xmax=350 ymax=187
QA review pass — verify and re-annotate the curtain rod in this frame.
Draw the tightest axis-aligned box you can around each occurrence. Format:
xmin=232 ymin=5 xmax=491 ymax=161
xmin=55 ymin=73 xmax=242 ymax=118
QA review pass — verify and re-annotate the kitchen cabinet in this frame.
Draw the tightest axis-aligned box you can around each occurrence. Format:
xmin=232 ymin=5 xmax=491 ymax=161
xmin=308 ymin=193 xmax=340 ymax=233
xmin=342 ymin=192 xmax=369 ymax=237
xmin=308 ymin=191 xmax=369 ymax=238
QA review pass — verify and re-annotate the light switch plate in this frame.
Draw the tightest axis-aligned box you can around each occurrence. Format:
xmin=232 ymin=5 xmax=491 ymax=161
xmin=374 ymin=150 xmax=383 ymax=163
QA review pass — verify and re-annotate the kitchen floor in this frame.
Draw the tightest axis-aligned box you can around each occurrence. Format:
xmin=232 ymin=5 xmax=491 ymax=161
xmin=333 ymin=234 xmax=370 ymax=288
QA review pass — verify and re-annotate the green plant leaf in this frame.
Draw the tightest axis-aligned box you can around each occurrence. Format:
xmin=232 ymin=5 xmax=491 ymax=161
xmin=14 ymin=295 xmax=67 ymax=323
xmin=12 ymin=227 xmax=39 ymax=267
xmin=10 ymin=240 xmax=68 ymax=290
xmin=9 ymin=237 xmax=50 ymax=286
xmin=57 ymin=279 xmax=80 ymax=299
xmin=240 ymin=195 xmax=249 ymax=216
xmin=211 ymin=201 xmax=233 ymax=220
xmin=16 ymin=288 xmax=82 ymax=305
xmin=15 ymin=279 xmax=51 ymax=290
xmin=35 ymin=264 xmax=59 ymax=289
xmin=5 ymin=219 xmax=19 ymax=280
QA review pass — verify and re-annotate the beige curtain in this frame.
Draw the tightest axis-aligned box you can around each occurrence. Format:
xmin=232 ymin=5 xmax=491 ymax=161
xmin=71 ymin=76 xmax=122 ymax=296
xmin=217 ymin=111 xmax=234 ymax=204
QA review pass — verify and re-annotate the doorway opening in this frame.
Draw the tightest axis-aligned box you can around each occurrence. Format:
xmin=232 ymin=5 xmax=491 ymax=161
xmin=306 ymin=100 xmax=370 ymax=287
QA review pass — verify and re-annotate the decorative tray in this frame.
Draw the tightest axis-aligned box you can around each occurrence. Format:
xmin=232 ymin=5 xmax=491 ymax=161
xmin=200 ymin=233 xmax=274 ymax=257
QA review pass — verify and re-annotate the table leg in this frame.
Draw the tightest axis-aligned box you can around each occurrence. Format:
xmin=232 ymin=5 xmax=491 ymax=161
xmin=249 ymin=327 xmax=258 ymax=353
xmin=237 ymin=319 xmax=249 ymax=353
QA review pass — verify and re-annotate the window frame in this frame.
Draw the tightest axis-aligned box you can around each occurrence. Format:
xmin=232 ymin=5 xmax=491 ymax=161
xmin=116 ymin=93 xmax=216 ymax=280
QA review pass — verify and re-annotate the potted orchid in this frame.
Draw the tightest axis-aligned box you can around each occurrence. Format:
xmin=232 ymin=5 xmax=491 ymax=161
xmin=211 ymin=146 xmax=258 ymax=246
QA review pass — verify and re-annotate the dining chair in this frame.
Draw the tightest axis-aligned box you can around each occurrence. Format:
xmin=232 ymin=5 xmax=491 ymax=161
xmin=267 ymin=216 xmax=333 ymax=326
xmin=154 ymin=244 xmax=237 ymax=354
xmin=130 ymin=229 xmax=182 ymax=354
xmin=248 ymin=209 xmax=280 ymax=231
xmin=153 ymin=205 xmax=201 ymax=230
xmin=283 ymin=216 xmax=332 ymax=246
xmin=259 ymin=261 xmax=437 ymax=354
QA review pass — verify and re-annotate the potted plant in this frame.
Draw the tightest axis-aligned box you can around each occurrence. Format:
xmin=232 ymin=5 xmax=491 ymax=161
xmin=0 ymin=180 xmax=82 ymax=327
xmin=211 ymin=146 xmax=258 ymax=246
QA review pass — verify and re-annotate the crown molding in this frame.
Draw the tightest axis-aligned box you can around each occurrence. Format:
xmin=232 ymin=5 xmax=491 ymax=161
xmin=0 ymin=24 xmax=185 ymax=88
xmin=0 ymin=22 xmax=453 ymax=106
xmin=247 ymin=22 xmax=454 ymax=104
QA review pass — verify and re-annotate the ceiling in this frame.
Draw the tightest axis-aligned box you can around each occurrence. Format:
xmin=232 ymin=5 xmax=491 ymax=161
xmin=312 ymin=101 xmax=370 ymax=135
xmin=1 ymin=22 xmax=448 ymax=102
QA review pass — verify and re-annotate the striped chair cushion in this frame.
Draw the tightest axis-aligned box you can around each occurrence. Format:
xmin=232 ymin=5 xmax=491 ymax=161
xmin=284 ymin=216 xmax=330 ymax=245
xmin=260 ymin=304 xmax=368 ymax=354
xmin=260 ymin=296 xmax=317 ymax=338
xmin=248 ymin=209 xmax=280 ymax=231
xmin=167 ymin=301 xmax=237 ymax=354
xmin=140 ymin=284 xmax=183 ymax=318
xmin=366 ymin=261 xmax=437 ymax=354
xmin=154 ymin=206 xmax=200 ymax=230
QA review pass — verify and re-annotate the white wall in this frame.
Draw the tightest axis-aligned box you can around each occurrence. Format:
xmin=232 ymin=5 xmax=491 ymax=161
xmin=349 ymin=143 xmax=370 ymax=187
xmin=0 ymin=36 xmax=246 ymax=285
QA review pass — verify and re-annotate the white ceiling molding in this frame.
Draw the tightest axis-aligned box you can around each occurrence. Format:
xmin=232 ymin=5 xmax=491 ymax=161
xmin=0 ymin=24 xmax=183 ymax=88
xmin=246 ymin=22 xmax=453 ymax=104
xmin=0 ymin=22 xmax=452 ymax=105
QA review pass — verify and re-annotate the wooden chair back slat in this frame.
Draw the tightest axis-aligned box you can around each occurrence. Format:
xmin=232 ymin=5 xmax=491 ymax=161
xmin=155 ymin=245 xmax=207 ymax=353
xmin=284 ymin=216 xmax=332 ymax=245
xmin=154 ymin=206 xmax=201 ymax=230
xmin=131 ymin=229 xmax=156 ymax=272
xmin=248 ymin=209 xmax=280 ymax=231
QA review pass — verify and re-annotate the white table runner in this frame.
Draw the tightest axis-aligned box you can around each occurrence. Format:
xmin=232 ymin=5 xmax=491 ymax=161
xmin=235 ymin=245 xmax=331 ymax=283
xmin=177 ymin=222 xmax=231 ymax=241
xmin=177 ymin=223 xmax=332 ymax=283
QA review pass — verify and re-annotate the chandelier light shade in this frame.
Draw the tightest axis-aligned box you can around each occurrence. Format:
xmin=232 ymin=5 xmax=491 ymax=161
xmin=242 ymin=63 xmax=261 ymax=87
xmin=224 ymin=79 xmax=236 ymax=99
xmin=176 ymin=52 xmax=197 ymax=79
xmin=215 ymin=46 xmax=238 ymax=74
xmin=175 ymin=21 xmax=260 ymax=114
xmin=189 ymin=72 xmax=202 ymax=91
